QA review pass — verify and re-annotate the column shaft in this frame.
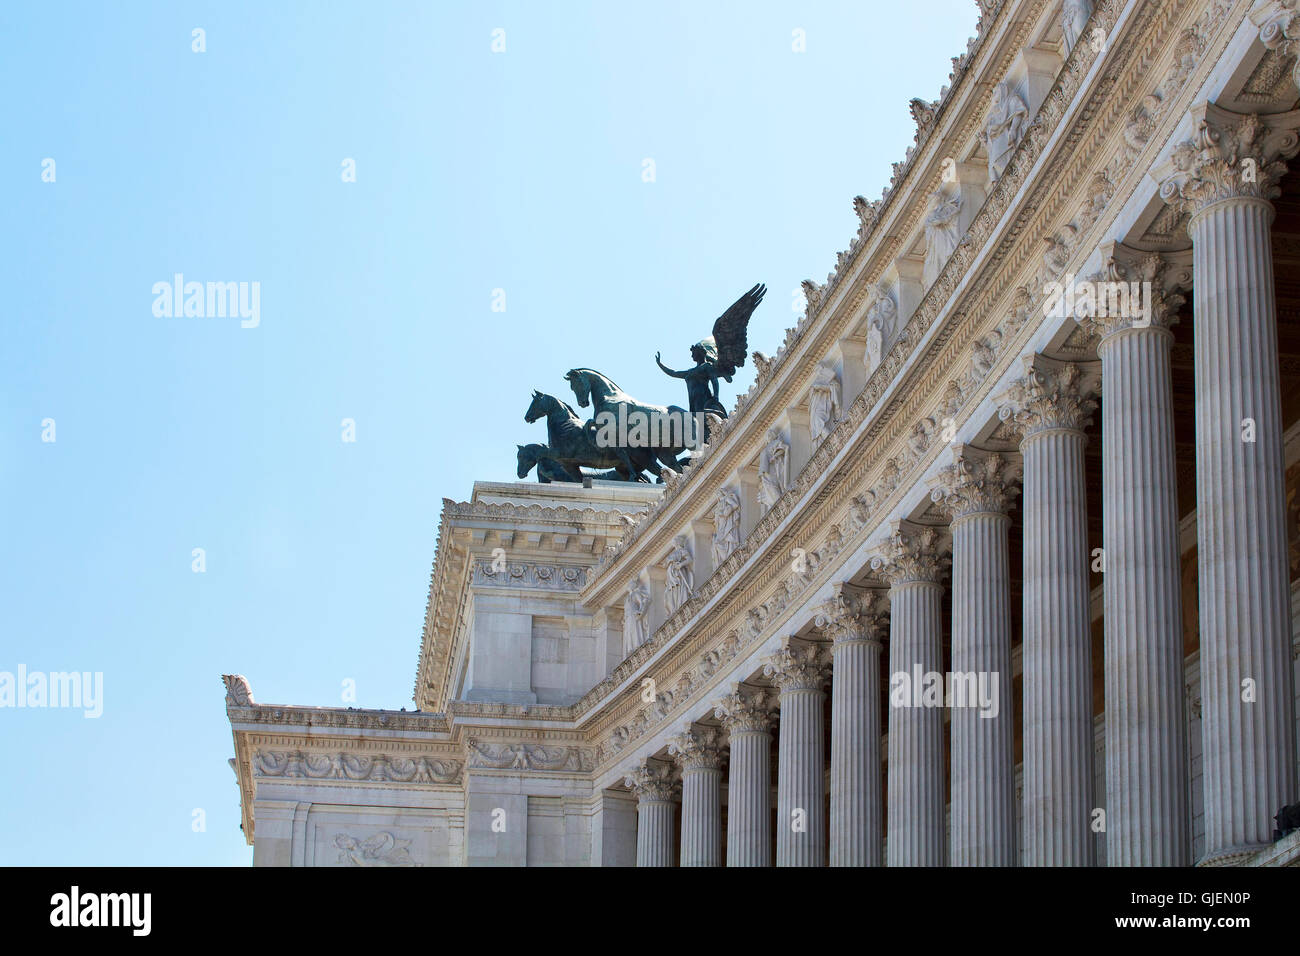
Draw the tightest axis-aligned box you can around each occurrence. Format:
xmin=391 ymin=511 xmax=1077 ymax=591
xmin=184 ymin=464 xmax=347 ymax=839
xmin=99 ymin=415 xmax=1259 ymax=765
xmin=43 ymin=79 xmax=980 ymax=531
xmin=726 ymin=728 xmax=772 ymax=866
xmin=1191 ymin=197 xmax=1298 ymax=861
xmin=887 ymin=580 xmax=946 ymax=865
xmin=776 ymin=686 xmax=827 ymax=866
xmin=679 ymin=766 xmax=722 ymax=866
xmin=830 ymin=637 xmax=883 ymax=865
xmin=1021 ymin=427 xmax=1096 ymax=865
xmin=635 ymin=800 xmax=675 ymax=867
xmin=1099 ymin=324 xmax=1189 ymax=866
xmin=949 ymin=511 xmax=1016 ymax=865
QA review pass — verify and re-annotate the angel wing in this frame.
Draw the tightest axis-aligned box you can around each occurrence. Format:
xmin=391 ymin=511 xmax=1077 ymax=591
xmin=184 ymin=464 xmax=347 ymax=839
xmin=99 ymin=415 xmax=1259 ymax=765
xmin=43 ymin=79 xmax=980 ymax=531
xmin=711 ymin=283 xmax=766 ymax=381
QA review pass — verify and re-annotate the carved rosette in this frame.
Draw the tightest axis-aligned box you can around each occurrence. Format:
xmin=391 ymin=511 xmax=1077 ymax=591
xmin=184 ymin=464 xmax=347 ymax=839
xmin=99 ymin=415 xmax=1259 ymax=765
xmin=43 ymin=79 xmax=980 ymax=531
xmin=869 ymin=523 xmax=949 ymax=586
xmin=1081 ymin=245 xmax=1191 ymax=337
xmin=762 ymin=640 xmax=831 ymax=693
xmin=1158 ymin=104 xmax=1300 ymax=218
xmin=928 ymin=445 xmax=1021 ymax=520
xmin=998 ymin=358 xmax=1099 ymax=441
xmin=624 ymin=758 xmax=678 ymax=802
xmin=713 ymin=685 xmax=778 ymax=734
xmin=667 ymin=727 xmax=727 ymax=772
xmin=813 ymin=584 xmax=888 ymax=645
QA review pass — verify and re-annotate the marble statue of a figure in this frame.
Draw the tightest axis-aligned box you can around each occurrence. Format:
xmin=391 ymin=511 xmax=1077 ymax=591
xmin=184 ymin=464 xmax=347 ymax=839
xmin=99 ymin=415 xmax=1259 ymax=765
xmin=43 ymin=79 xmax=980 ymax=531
xmin=711 ymin=487 xmax=742 ymax=567
xmin=663 ymin=536 xmax=694 ymax=616
xmin=1062 ymin=0 xmax=1092 ymax=54
xmin=982 ymin=82 xmax=1028 ymax=181
xmin=866 ymin=319 xmax=884 ymax=375
xmin=922 ymin=188 xmax=963 ymax=288
xmin=808 ymin=365 xmax=842 ymax=445
xmin=864 ymin=287 xmax=895 ymax=376
xmin=758 ymin=428 xmax=789 ymax=510
xmin=623 ymin=580 xmax=651 ymax=656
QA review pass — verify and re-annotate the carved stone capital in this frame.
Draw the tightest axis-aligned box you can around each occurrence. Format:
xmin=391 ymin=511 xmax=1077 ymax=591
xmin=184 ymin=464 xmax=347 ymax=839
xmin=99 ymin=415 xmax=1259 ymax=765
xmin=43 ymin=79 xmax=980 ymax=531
xmin=1080 ymin=243 xmax=1192 ymax=337
xmin=667 ymin=726 xmax=726 ymax=771
xmin=1157 ymin=103 xmax=1300 ymax=218
xmin=928 ymin=444 xmax=1021 ymax=519
xmin=1260 ymin=2 xmax=1300 ymax=92
xmin=997 ymin=355 xmax=1100 ymax=440
xmin=713 ymin=684 xmax=778 ymax=734
xmin=624 ymin=758 xmax=678 ymax=802
xmin=869 ymin=521 xmax=950 ymax=586
xmin=762 ymin=639 xmax=831 ymax=694
xmin=813 ymin=583 xmax=888 ymax=644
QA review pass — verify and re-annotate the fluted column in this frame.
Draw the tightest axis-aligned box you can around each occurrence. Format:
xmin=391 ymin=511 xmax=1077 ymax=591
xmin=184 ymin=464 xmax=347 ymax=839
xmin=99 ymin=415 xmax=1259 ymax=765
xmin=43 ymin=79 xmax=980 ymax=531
xmin=763 ymin=640 xmax=831 ymax=867
xmin=624 ymin=758 xmax=677 ymax=867
xmin=999 ymin=357 xmax=1099 ymax=866
xmin=667 ymin=726 xmax=725 ymax=867
xmin=815 ymin=585 xmax=889 ymax=866
xmin=1085 ymin=241 xmax=1191 ymax=866
xmin=872 ymin=522 xmax=950 ymax=866
xmin=715 ymin=685 xmax=778 ymax=866
xmin=1160 ymin=103 xmax=1300 ymax=863
xmin=929 ymin=445 xmax=1020 ymax=866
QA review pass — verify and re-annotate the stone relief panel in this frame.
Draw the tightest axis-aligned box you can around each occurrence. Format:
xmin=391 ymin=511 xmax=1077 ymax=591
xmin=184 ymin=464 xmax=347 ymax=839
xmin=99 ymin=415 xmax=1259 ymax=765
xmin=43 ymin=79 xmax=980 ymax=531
xmin=473 ymin=560 xmax=586 ymax=590
xmin=466 ymin=739 xmax=594 ymax=773
xmin=253 ymin=750 xmax=463 ymax=785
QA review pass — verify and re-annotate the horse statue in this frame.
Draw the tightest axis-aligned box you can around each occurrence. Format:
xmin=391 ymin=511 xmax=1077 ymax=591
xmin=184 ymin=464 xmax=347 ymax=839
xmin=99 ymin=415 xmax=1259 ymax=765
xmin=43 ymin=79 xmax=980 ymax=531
xmin=516 ymin=443 xmax=624 ymax=483
xmin=563 ymin=369 xmax=691 ymax=478
xmin=519 ymin=390 xmax=661 ymax=482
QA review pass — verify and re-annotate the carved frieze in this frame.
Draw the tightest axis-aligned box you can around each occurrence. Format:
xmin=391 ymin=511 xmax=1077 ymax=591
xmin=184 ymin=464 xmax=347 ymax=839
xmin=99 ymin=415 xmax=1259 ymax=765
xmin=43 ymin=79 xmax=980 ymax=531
xmin=467 ymin=739 xmax=594 ymax=773
xmin=254 ymin=750 xmax=463 ymax=785
xmin=473 ymin=560 xmax=586 ymax=591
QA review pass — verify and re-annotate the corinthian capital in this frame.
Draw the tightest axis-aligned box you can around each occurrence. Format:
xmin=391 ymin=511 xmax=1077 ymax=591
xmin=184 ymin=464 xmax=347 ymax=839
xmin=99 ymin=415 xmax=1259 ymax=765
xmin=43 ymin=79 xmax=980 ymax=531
xmin=1157 ymin=102 xmax=1300 ymax=217
xmin=667 ymin=726 xmax=726 ymax=771
xmin=623 ymin=757 xmax=678 ymax=802
xmin=762 ymin=639 xmax=831 ymax=693
xmin=1079 ymin=243 xmax=1192 ymax=337
xmin=713 ymin=684 xmax=778 ymax=734
xmin=869 ymin=521 xmax=950 ymax=586
xmin=928 ymin=444 xmax=1021 ymax=520
xmin=997 ymin=354 xmax=1099 ymax=440
xmin=1260 ymin=3 xmax=1300 ymax=92
xmin=813 ymin=583 xmax=889 ymax=644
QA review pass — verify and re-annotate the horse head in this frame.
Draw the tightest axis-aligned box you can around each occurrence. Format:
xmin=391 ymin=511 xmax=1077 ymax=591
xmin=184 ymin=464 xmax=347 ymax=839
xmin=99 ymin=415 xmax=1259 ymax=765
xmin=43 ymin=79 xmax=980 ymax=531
xmin=564 ymin=370 xmax=591 ymax=408
xmin=524 ymin=389 xmax=545 ymax=423
xmin=516 ymin=443 xmax=537 ymax=478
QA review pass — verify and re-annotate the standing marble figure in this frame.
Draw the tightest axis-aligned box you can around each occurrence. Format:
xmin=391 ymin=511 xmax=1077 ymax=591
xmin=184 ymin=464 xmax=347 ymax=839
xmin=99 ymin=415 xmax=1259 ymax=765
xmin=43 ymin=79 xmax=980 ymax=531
xmin=623 ymin=580 xmax=651 ymax=656
xmin=664 ymin=535 xmax=694 ymax=616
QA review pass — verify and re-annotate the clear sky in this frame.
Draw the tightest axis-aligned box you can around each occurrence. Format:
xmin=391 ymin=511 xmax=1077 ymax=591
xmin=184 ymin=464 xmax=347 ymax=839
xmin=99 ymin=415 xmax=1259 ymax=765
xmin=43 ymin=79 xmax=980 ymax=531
xmin=1 ymin=1 xmax=978 ymax=865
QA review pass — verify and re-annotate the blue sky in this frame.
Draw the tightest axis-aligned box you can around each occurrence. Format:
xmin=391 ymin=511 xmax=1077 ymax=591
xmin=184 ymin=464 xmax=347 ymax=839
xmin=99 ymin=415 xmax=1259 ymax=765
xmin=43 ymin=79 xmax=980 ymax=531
xmin=1 ymin=1 xmax=977 ymax=865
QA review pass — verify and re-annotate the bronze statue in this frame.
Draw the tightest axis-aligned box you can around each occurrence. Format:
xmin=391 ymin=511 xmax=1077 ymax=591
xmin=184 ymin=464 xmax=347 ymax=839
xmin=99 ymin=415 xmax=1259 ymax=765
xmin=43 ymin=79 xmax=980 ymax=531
xmin=519 ymin=389 xmax=663 ymax=482
xmin=563 ymin=369 xmax=690 ymax=480
xmin=655 ymin=283 xmax=766 ymax=418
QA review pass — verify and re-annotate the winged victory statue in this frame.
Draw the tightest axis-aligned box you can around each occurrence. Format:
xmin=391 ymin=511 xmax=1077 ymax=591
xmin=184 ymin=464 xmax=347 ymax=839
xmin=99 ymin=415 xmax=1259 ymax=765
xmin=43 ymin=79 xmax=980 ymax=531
xmin=655 ymin=283 xmax=766 ymax=419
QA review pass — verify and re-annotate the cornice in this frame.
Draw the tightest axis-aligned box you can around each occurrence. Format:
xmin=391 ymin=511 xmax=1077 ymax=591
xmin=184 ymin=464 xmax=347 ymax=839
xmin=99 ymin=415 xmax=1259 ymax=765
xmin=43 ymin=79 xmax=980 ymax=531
xmin=228 ymin=703 xmax=452 ymax=734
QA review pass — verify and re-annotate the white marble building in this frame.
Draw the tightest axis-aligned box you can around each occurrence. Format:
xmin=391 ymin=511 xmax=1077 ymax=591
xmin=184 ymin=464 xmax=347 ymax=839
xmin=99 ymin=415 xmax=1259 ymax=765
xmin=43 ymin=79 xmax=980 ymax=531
xmin=226 ymin=0 xmax=1300 ymax=866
